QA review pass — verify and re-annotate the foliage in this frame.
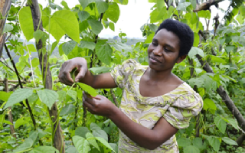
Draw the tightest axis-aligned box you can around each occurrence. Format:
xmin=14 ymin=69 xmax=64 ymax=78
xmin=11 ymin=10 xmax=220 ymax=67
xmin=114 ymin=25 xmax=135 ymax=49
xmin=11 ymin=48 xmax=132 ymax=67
xmin=0 ymin=0 xmax=245 ymax=153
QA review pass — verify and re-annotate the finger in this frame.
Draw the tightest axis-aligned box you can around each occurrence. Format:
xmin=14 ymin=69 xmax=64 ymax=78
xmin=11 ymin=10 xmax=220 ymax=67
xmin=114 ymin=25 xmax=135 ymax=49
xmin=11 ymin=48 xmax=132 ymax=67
xmin=85 ymin=96 xmax=96 ymax=106
xmin=75 ymin=65 xmax=87 ymax=82
xmin=83 ymin=100 xmax=94 ymax=111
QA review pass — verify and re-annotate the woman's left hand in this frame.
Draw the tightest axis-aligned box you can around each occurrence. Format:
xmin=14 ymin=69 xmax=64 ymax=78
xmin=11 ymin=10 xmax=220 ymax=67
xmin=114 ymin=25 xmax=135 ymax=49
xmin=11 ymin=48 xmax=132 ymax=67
xmin=83 ymin=95 xmax=117 ymax=117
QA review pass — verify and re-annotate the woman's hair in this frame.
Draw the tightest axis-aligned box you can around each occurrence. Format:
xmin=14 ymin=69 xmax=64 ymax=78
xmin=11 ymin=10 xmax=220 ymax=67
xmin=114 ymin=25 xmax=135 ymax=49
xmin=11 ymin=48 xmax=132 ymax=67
xmin=155 ymin=19 xmax=194 ymax=56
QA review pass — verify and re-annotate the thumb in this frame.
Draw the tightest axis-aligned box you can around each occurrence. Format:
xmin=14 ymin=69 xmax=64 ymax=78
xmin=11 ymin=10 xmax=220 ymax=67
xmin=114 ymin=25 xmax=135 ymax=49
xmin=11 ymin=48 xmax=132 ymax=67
xmin=75 ymin=67 xmax=87 ymax=82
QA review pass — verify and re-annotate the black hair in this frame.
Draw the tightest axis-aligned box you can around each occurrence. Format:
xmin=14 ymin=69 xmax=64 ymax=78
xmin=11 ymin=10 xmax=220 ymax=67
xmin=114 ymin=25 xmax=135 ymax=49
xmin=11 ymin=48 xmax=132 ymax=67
xmin=155 ymin=19 xmax=194 ymax=56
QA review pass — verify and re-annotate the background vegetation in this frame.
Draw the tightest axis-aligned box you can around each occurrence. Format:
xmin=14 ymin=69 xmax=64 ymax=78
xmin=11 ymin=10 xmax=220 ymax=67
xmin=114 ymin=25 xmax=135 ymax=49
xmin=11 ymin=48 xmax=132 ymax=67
xmin=0 ymin=0 xmax=245 ymax=152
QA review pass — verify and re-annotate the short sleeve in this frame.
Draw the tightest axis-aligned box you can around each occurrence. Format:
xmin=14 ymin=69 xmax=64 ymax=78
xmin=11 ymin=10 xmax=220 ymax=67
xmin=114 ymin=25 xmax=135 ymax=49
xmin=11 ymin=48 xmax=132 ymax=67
xmin=163 ymin=93 xmax=203 ymax=129
xmin=110 ymin=59 xmax=136 ymax=88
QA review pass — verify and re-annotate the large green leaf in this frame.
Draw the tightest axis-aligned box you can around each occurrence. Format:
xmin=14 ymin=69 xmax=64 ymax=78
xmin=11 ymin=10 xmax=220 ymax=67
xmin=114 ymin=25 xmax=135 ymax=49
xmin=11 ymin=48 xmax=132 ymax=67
xmin=222 ymin=137 xmax=237 ymax=146
xmin=89 ymin=67 xmax=111 ymax=74
xmin=79 ymin=0 xmax=94 ymax=9
xmin=198 ymin=10 xmax=211 ymax=19
xmin=67 ymin=90 xmax=77 ymax=100
xmin=13 ymin=131 xmax=38 ymax=153
xmin=0 ymin=91 xmax=11 ymax=102
xmin=60 ymin=104 xmax=76 ymax=116
xmin=86 ymin=132 xmax=100 ymax=151
xmin=113 ymin=0 xmax=128 ymax=5
xmin=87 ymin=19 xmax=103 ymax=35
xmin=37 ymin=89 xmax=58 ymax=109
xmin=226 ymin=118 xmax=239 ymax=130
xmin=72 ymin=136 xmax=90 ymax=153
xmin=78 ymin=41 xmax=96 ymax=50
xmin=95 ymin=41 xmax=112 ymax=65
xmin=203 ymin=98 xmax=217 ymax=113
xmin=177 ymin=137 xmax=191 ymax=147
xmin=214 ymin=116 xmax=226 ymax=134
xmin=29 ymin=146 xmax=59 ymax=153
xmin=183 ymin=145 xmax=200 ymax=153
xmin=15 ymin=117 xmax=30 ymax=129
xmin=95 ymin=0 xmax=109 ymax=14
xmin=46 ymin=10 xmax=80 ymax=42
xmin=42 ymin=7 xmax=51 ymax=28
xmin=18 ymin=7 xmax=34 ymax=41
xmin=3 ymin=23 xmax=13 ymax=33
xmin=62 ymin=41 xmax=77 ymax=55
xmin=90 ymin=122 xmax=101 ymax=131
xmin=77 ymin=83 xmax=98 ymax=97
xmin=105 ymin=2 xmax=120 ymax=23
xmin=188 ymin=47 xmax=204 ymax=59
xmin=207 ymin=136 xmax=221 ymax=152
xmin=75 ymin=127 xmax=90 ymax=138
xmin=176 ymin=2 xmax=191 ymax=11
xmin=78 ymin=11 xmax=90 ymax=22
xmin=95 ymin=137 xmax=114 ymax=152
xmin=92 ymin=129 xmax=108 ymax=141
xmin=4 ymin=88 xmax=33 ymax=109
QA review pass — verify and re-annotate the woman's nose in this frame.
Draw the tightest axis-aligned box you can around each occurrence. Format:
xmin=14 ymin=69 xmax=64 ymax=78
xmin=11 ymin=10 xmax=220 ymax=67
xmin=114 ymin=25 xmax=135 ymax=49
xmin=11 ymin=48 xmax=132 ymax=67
xmin=153 ymin=45 xmax=162 ymax=56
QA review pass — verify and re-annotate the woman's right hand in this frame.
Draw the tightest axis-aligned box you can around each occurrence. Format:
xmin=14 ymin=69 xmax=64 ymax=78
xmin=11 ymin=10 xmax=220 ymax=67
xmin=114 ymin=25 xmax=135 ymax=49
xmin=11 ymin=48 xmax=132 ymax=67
xmin=58 ymin=57 xmax=88 ymax=85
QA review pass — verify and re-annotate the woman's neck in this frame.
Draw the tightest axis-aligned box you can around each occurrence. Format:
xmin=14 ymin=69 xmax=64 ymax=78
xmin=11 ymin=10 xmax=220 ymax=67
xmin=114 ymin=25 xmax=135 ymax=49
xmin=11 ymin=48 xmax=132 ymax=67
xmin=147 ymin=68 xmax=173 ymax=83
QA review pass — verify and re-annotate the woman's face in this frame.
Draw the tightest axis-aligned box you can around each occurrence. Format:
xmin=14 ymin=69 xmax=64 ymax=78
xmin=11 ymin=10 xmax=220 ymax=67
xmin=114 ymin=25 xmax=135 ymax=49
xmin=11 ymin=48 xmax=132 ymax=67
xmin=147 ymin=29 xmax=185 ymax=72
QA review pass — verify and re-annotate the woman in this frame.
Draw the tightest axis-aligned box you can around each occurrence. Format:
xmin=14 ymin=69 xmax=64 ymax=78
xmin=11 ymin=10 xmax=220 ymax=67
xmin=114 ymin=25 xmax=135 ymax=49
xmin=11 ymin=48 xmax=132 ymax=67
xmin=59 ymin=19 xmax=203 ymax=152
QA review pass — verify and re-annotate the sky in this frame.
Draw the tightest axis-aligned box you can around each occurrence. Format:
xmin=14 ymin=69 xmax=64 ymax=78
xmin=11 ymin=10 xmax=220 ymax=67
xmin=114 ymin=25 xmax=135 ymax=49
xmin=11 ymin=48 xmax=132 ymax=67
xmin=39 ymin=0 xmax=230 ymax=39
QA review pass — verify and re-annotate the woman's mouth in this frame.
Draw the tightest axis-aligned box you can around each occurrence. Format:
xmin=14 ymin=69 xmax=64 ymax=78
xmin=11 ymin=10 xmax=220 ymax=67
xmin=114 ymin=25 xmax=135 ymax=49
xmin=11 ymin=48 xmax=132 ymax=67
xmin=149 ymin=56 xmax=161 ymax=64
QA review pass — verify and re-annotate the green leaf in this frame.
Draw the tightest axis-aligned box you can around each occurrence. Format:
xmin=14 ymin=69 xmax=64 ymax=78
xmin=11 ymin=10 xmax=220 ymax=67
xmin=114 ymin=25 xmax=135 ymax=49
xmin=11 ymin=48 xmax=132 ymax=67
xmin=77 ymin=83 xmax=98 ymax=97
xmin=105 ymin=2 xmax=120 ymax=23
xmin=207 ymin=136 xmax=221 ymax=152
xmin=27 ymin=44 xmax=37 ymax=52
xmin=210 ymin=55 xmax=226 ymax=64
xmin=176 ymin=2 xmax=191 ymax=11
xmin=37 ymin=89 xmax=58 ymax=109
xmin=188 ymin=47 xmax=204 ymax=59
xmin=226 ymin=118 xmax=239 ymax=130
xmin=57 ymin=90 xmax=66 ymax=102
xmin=95 ymin=0 xmax=108 ymax=14
xmin=67 ymin=90 xmax=77 ymax=100
xmin=177 ymin=137 xmax=191 ymax=147
xmin=29 ymin=146 xmax=59 ymax=153
xmin=51 ymin=41 xmax=58 ymax=54
xmin=89 ymin=67 xmax=111 ymax=74
xmin=62 ymin=40 xmax=77 ymax=55
xmin=13 ymin=131 xmax=38 ymax=153
xmin=192 ymin=137 xmax=206 ymax=151
xmin=75 ymin=127 xmax=90 ymax=138
xmin=95 ymin=41 xmax=112 ymax=65
xmin=33 ymin=30 xmax=44 ymax=42
xmin=203 ymin=98 xmax=216 ymax=113
xmin=109 ymin=22 xmax=115 ymax=31
xmin=0 ymin=91 xmax=11 ymax=102
xmin=78 ymin=11 xmax=90 ymax=22
xmin=4 ymin=88 xmax=33 ymax=109
xmin=193 ymin=32 xmax=199 ymax=47
xmin=18 ymin=6 xmax=34 ymax=41
xmin=60 ymin=104 xmax=76 ymax=116
xmin=78 ymin=41 xmax=96 ymax=50
xmin=3 ymin=23 xmax=13 ymax=33
xmin=183 ymin=145 xmax=200 ymax=153
xmin=90 ymin=122 xmax=101 ymax=131
xmin=42 ymin=7 xmax=51 ymax=28
xmin=15 ymin=117 xmax=29 ymax=129
xmin=222 ymin=137 xmax=237 ymax=146
xmin=79 ymin=0 xmax=93 ymax=9
xmin=225 ymin=45 xmax=235 ymax=53
xmin=95 ymin=137 xmax=114 ymax=152
xmin=46 ymin=10 xmax=80 ymax=42
xmin=86 ymin=132 xmax=100 ymax=151
xmin=92 ymin=129 xmax=108 ymax=141
xmin=72 ymin=136 xmax=90 ymax=153
xmin=113 ymin=0 xmax=128 ymax=5
xmin=198 ymin=10 xmax=211 ymax=19
xmin=87 ymin=19 xmax=103 ymax=35
xmin=214 ymin=116 xmax=226 ymax=134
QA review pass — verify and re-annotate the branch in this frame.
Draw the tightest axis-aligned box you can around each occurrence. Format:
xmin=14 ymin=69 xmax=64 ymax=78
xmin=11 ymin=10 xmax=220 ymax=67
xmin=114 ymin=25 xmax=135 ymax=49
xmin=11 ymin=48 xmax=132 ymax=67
xmin=4 ymin=44 xmax=37 ymax=129
xmin=193 ymin=0 xmax=223 ymax=12
xmin=196 ymin=54 xmax=245 ymax=132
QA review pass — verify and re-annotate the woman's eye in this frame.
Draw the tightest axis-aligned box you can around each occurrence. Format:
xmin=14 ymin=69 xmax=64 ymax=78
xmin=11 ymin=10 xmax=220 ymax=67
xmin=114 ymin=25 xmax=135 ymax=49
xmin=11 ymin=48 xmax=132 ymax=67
xmin=152 ymin=42 xmax=157 ymax=46
xmin=164 ymin=48 xmax=171 ymax=52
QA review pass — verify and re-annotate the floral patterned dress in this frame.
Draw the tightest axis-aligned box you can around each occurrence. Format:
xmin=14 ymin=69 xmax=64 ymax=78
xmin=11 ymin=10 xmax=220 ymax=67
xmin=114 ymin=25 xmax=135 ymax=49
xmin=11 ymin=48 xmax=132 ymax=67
xmin=110 ymin=59 xmax=203 ymax=153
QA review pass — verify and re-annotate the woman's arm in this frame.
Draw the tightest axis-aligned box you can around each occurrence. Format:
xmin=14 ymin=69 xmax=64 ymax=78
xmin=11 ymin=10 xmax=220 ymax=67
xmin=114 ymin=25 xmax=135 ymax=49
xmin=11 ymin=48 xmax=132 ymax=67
xmin=58 ymin=57 xmax=117 ymax=88
xmin=84 ymin=95 xmax=178 ymax=150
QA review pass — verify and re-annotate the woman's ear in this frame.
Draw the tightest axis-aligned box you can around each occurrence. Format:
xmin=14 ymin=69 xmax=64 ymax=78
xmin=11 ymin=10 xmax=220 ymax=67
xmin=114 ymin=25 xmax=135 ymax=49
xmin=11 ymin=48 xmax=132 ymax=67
xmin=176 ymin=55 xmax=187 ymax=63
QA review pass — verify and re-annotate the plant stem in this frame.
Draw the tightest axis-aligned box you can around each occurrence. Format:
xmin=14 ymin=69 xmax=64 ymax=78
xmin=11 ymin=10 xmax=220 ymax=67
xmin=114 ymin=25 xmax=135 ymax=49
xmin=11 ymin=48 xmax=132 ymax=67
xmin=4 ymin=44 xmax=37 ymax=130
